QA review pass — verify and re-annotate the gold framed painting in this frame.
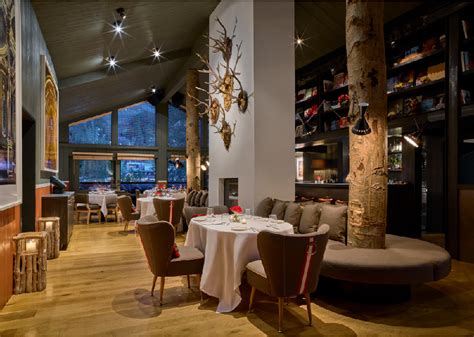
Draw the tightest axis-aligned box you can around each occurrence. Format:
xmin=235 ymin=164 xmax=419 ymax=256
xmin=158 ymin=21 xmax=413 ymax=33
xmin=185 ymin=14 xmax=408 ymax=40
xmin=41 ymin=55 xmax=59 ymax=173
xmin=0 ymin=0 xmax=22 ymax=210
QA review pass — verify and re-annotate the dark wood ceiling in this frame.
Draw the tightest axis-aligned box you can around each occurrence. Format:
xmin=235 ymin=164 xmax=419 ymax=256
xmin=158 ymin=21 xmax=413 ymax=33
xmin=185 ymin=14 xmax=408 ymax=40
xmin=32 ymin=1 xmax=421 ymax=122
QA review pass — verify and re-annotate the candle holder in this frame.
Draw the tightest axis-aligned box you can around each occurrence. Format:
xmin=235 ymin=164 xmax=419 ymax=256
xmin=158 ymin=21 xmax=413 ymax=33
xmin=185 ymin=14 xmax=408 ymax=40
xmin=37 ymin=217 xmax=60 ymax=259
xmin=12 ymin=232 xmax=48 ymax=294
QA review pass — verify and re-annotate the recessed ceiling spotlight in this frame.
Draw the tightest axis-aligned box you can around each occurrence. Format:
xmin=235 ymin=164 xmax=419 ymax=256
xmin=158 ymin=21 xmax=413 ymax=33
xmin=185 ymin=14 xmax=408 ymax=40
xmin=113 ymin=20 xmax=123 ymax=34
xmin=152 ymin=47 xmax=162 ymax=59
xmin=151 ymin=86 xmax=156 ymax=94
xmin=116 ymin=7 xmax=126 ymax=20
xmin=105 ymin=56 xmax=117 ymax=68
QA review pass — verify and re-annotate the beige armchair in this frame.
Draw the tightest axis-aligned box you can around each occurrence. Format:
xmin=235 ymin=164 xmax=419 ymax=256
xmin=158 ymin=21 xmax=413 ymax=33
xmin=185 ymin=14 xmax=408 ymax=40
xmin=246 ymin=224 xmax=329 ymax=332
xmin=153 ymin=198 xmax=185 ymax=232
xmin=117 ymin=195 xmax=140 ymax=231
xmin=136 ymin=216 xmax=204 ymax=305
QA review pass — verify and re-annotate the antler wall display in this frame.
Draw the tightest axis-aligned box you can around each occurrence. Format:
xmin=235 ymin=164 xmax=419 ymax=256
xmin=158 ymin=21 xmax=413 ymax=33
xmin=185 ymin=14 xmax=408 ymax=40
xmin=189 ymin=17 xmax=250 ymax=151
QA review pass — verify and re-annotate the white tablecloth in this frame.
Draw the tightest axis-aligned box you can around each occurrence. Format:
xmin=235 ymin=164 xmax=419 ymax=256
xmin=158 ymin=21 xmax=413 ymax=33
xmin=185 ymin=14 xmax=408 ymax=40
xmin=185 ymin=216 xmax=293 ymax=313
xmin=137 ymin=197 xmax=156 ymax=218
xmin=88 ymin=193 xmax=117 ymax=216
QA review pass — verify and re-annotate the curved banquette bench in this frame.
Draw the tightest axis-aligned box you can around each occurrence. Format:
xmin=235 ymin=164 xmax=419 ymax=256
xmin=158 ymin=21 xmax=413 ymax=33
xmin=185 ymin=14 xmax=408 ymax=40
xmin=321 ymin=234 xmax=451 ymax=284
xmin=253 ymin=197 xmax=452 ymax=286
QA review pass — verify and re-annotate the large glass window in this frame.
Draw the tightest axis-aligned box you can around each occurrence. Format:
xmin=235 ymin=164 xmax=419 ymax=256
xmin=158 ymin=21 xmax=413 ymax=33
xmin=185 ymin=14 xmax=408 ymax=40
xmin=69 ymin=113 xmax=112 ymax=145
xmin=120 ymin=160 xmax=156 ymax=192
xmin=167 ymin=156 xmax=186 ymax=189
xmin=118 ymin=102 xmax=156 ymax=146
xmin=79 ymin=160 xmax=113 ymax=190
xmin=168 ymin=105 xmax=203 ymax=148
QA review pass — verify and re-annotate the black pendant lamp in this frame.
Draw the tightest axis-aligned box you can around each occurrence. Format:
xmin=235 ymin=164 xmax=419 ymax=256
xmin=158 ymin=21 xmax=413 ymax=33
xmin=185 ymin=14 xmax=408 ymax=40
xmin=352 ymin=102 xmax=371 ymax=136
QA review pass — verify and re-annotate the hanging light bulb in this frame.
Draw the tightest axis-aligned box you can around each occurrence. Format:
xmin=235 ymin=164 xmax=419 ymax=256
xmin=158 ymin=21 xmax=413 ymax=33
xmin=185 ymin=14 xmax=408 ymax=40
xmin=201 ymin=164 xmax=207 ymax=171
xmin=113 ymin=20 xmax=123 ymax=34
xmin=206 ymin=160 xmax=210 ymax=167
xmin=151 ymin=86 xmax=156 ymax=94
xmin=105 ymin=56 xmax=117 ymax=68
xmin=352 ymin=102 xmax=371 ymax=136
xmin=152 ymin=47 xmax=162 ymax=59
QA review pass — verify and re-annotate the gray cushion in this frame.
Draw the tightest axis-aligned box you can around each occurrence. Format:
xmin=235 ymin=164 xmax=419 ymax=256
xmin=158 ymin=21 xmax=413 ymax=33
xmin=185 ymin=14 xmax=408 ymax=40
xmin=255 ymin=197 xmax=274 ymax=217
xmin=270 ymin=199 xmax=288 ymax=220
xmin=283 ymin=203 xmax=303 ymax=227
xmin=194 ymin=191 xmax=203 ymax=207
xmin=299 ymin=203 xmax=321 ymax=233
xmin=321 ymin=235 xmax=451 ymax=284
xmin=199 ymin=191 xmax=208 ymax=207
xmin=319 ymin=204 xmax=347 ymax=243
xmin=186 ymin=190 xmax=195 ymax=204
xmin=188 ymin=191 xmax=197 ymax=206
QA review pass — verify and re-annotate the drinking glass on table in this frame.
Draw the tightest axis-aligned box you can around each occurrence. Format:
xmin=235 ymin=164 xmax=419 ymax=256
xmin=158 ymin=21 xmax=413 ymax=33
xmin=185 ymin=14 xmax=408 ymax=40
xmin=269 ymin=214 xmax=278 ymax=223
xmin=244 ymin=208 xmax=252 ymax=219
xmin=206 ymin=207 xmax=214 ymax=222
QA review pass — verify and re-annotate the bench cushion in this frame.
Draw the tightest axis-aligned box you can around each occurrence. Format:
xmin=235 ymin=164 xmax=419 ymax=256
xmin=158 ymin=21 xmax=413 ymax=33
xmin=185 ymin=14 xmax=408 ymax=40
xmin=321 ymin=235 xmax=451 ymax=284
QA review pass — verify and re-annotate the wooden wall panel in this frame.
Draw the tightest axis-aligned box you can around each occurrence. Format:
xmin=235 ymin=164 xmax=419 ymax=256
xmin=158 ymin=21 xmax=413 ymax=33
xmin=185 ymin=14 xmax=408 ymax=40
xmin=35 ymin=185 xmax=51 ymax=230
xmin=0 ymin=206 xmax=21 ymax=309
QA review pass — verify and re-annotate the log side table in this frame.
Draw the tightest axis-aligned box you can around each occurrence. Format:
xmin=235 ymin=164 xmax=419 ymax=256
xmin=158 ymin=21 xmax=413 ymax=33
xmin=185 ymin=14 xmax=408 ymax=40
xmin=12 ymin=232 xmax=48 ymax=294
xmin=37 ymin=217 xmax=60 ymax=259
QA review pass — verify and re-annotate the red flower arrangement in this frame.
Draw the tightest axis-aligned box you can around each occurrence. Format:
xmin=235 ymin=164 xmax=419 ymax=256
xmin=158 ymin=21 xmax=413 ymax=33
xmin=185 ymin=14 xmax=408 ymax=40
xmin=304 ymin=104 xmax=318 ymax=118
xmin=229 ymin=205 xmax=243 ymax=214
xmin=338 ymin=94 xmax=350 ymax=106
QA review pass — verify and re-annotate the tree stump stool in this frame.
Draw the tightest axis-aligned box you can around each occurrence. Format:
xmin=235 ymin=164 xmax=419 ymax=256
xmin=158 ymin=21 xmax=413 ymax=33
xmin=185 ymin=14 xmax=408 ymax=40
xmin=37 ymin=217 xmax=60 ymax=259
xmin=12 ymin=232 xmax=48 ymax=294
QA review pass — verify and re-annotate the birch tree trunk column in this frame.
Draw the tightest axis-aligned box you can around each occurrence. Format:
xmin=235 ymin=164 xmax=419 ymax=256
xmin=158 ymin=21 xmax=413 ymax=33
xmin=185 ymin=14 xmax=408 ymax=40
xmin=346 ymin=0 xmax=388 ymax=249
xmin=186 ymin=69 xmax=201 ymax=191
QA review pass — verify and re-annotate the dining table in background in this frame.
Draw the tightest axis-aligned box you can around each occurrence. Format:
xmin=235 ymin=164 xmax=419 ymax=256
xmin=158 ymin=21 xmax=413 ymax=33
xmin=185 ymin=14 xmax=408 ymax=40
xmin=88 ymin=192 xmax=117 ymax=216
xmin=185 ymin=216 xmax=294 ymax=313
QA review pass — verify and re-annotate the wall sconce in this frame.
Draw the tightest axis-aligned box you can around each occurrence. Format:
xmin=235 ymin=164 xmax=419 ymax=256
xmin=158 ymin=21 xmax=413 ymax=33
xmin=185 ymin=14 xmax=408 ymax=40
xmin=351 ymin=102 xmax=371 ymax=136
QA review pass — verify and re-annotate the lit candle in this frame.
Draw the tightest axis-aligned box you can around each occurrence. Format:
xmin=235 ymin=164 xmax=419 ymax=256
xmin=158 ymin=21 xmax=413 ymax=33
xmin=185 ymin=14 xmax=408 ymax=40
xmin=241 ymin=218 xmax=247 ymax=224
xmin=45 ymin=221 xmax=53 ymax=231
xmin=26 ymin=240 xmax=37 ymax=253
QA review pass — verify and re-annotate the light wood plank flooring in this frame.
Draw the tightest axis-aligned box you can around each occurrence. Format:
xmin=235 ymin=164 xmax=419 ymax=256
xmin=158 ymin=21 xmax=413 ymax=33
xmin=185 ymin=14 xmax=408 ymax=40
xmin=1 ymin=222 xmax=474 ymax=336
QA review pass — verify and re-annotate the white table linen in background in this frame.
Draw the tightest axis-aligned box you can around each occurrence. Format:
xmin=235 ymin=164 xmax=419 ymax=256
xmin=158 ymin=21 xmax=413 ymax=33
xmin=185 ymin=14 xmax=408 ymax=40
xmin=88 ymin=193 xmax=117 ymax=216
xmin=136 ymin=197 xmax=156 ymax=218
xmin=185 ymin=216 xmax=293 ymax=313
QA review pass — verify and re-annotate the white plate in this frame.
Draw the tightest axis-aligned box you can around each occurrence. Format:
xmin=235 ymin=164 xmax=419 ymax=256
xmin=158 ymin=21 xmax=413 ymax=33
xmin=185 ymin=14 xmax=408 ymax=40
xmin=231 ymin=225 xmax=248 ymax=231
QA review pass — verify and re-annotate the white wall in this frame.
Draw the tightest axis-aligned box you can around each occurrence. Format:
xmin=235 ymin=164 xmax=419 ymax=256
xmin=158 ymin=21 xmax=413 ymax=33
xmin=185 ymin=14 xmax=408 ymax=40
xmin=208 ymin=0 xmax=295 ymax=209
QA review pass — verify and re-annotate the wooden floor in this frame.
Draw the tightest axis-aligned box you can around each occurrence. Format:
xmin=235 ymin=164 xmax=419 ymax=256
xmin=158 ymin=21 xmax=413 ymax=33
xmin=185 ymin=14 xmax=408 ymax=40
xmin=1 ymin=222 xmax=474 ymax=336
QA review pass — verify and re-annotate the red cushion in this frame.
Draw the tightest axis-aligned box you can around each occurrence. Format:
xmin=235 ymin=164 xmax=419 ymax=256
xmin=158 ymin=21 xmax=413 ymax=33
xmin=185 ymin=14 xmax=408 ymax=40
xmin=171 ymin=243 xmax=180 ymax=259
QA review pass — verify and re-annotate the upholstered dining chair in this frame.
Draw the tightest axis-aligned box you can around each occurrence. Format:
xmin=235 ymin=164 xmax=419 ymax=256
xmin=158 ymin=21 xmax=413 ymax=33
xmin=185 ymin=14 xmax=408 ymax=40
xmin=117 ymin=195 xmax=140 ymax=232
xmin=246 ymin=224 xmax=329 ymax=332
xmin=136 ymin=216 xmax=204 ymax=305
xmin=74 ymin=193 xmax=101 ymax=224
xmin=106 ymin=202 xmax=119 ymax=223
xmin=153 ymin=198 xmax=185 ymax=233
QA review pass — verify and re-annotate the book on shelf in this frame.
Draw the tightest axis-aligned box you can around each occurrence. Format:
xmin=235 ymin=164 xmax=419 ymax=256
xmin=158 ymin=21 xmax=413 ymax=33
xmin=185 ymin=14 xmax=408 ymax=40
xmin=461 ymin=51 xmax=474 ymax=72
xmin=427 ymin=63 xmax=445 ymax=81
xmin=461 ymin=90 xmax=472 ymax=105
xmin=296 ymin=86 xmax=318 ymax=103
xmin=323 ymin=80 xmax=334 ymax=92
xmin=462 ymin=20 xmax=472 ymax=40
xmin=333 ymin=72 xmax=347 ymax=89
xmin=388 ymin=99 xmax=403 ymax=119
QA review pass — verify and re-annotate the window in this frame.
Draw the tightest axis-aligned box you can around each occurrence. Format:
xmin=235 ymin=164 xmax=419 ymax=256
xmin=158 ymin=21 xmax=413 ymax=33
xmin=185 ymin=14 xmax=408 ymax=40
xmin=168 ymin=104 xmax=203 ymax=148
xmin=79 ymin=160 xmax=113 ymax=190
xmin=69 ymin=113 xmax=112 ymax=144
xmin=118 ymin=101 xmax=156 ymax=146
xmin=167 ymin=156 xmax=186 ymax=189
xmin=120 ymin=160 xmax=156 ymax=192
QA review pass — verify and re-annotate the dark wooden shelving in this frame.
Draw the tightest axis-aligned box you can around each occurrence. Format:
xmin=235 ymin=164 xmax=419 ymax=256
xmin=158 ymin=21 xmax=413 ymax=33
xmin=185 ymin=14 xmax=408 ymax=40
xmin=295 ymin=95 xmax=318 ymax=109
xmin=461 ymin=69 xmax=474 ymax=77
xmin=322 ymin=84 xmax=348 ymax=96
xmin=461 ymin=104 xmax=474 ymax=118
xmin=388 ymin=78 xmax=445 ymax=99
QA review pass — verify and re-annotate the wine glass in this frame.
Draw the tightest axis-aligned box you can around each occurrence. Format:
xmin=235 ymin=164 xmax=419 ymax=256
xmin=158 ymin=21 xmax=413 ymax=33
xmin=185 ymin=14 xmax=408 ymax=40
xmin=206 ymin=207 xmax=214 ymax=222
xmin=245 ymin=208 xmax=252 ymax=219
xmin=269 ymin=214 xmax=278 ymax=223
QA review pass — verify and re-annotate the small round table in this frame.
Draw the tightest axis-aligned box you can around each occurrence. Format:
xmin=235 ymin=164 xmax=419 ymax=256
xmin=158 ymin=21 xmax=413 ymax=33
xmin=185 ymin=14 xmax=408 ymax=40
xmin=185 ymin=216 xmax=293 ymax=313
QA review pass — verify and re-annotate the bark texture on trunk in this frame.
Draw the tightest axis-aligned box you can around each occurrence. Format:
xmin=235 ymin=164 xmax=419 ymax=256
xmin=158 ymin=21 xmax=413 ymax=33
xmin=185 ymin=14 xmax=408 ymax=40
xmin=346 ymin=0 xmax=388 ymax=248
xmin=186 ymin=69 xmax=201 ymax=191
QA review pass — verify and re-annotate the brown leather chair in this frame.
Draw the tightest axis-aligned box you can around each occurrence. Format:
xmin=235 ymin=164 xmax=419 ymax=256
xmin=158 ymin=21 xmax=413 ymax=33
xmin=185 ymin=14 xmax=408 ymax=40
xmin=137 ymin=216 xmax=204 ymax=305
xmin=153 ymin=198 xmax=185 ymax=232
xmin=246 ymin=224 xmax=329 ymax=332
xmin=74 ymin=193 xmax=101 ymax=224
xmin=117 ymin=195 xmax=140 ymax=231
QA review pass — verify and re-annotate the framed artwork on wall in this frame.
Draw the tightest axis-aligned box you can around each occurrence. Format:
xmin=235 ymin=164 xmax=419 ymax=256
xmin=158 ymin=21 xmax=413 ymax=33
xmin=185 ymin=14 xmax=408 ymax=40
xmin=41 ymin=55 xmax=59 ymax=173
xmin=0 ymin=0 xmax=22 ymax=211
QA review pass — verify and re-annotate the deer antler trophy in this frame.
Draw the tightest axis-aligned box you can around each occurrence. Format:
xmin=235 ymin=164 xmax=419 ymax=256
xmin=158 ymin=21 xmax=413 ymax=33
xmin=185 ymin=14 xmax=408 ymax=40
xmin=188 ymin=17 xmax=250 ymax=151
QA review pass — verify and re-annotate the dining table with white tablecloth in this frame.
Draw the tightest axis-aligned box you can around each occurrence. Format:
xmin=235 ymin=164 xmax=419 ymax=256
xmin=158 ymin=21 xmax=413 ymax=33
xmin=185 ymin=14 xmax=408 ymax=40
xmin=88 ymin=192 xmax=117 ymax=216
xmin=184 ymin=216 xmax=294 ymax=313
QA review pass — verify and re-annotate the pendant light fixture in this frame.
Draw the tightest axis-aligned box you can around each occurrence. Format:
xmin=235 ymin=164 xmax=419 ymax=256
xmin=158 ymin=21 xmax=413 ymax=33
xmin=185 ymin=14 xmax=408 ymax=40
xmin=404 ymin=119 xmax=424 ymax=148
xmin=352 ymin=102 xmax=371 ymax=136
